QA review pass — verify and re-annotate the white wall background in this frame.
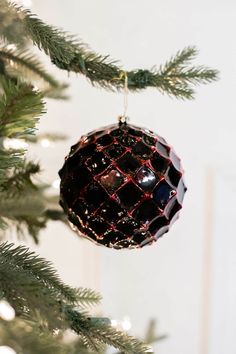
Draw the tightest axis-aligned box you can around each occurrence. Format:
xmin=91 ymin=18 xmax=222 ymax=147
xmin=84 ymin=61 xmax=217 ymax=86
xmin=25 ymin=1 xmax=236 ymax=353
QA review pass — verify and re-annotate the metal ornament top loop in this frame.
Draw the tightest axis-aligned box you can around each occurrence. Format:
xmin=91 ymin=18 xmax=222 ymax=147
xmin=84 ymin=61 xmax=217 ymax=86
xmin=118 ymin=115 xmax=128 ymax=126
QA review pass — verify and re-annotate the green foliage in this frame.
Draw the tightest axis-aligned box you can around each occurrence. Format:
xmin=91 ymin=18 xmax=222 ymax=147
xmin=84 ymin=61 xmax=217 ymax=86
xmin=0 ymin=243 xmax=151 ymax=353
xmin=0 ymin=158 xmax=65 ymax=242
xmin=0 ymin=243 xmax=79 ymax=324
xmin=75 ymin=288 xmax=102 ymax=309
xmin=0 ymin=46 xmax=68 ymax=98
xmin=0 ymin=0 xmax=26 ymax=45
xmin=0 ymin=75 xmax=44 ymax=192
xmin=23 ymin=11 xmax=218 ymax=98
xmin=0 ymin=160 xmax=40 ymax=193
xmin=0 ymin=189 xmax=63 ymax=243
xmin=0 ymin=2 xmax=218 ymax=99
xmin=0 ymin=160 xmax=44 ymax=242
xmin=0 ymin=76 xmax=52 ymax=241
xmin=0 ymin=318 xmax=68 ymax=354
xmin=144 ymin=319 xmax=167 ymax=345
xmin=0 ymin=241 xmax=93 ymax=315
xmin=0 ymin=317 xmax=164 ymax=354
xmin=66 ymin=307 xmax=150 ymax=353
xmin=155 ymin=46 xmax=218 ymax=99
xmin=24 ymin=14 xmax=78 ymax=66
xmin=0 ymin=148 xmax=23 ymax=184
xmin=0 ymin=76 xmax=44 ymax=139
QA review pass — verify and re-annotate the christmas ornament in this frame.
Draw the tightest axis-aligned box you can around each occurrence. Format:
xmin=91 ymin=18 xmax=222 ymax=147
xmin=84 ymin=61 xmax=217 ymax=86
xmin=59 ymin=121 xmax=187 ymax=249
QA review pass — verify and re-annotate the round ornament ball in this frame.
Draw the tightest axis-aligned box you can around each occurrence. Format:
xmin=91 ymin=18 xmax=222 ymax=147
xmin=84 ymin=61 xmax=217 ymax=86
xmin=59 ymin=122 xmax=187 ymax=249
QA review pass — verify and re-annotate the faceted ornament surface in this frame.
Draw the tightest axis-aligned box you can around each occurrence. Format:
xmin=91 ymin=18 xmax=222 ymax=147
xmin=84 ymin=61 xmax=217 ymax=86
xmin=59 ymin=123 xmax=187 ymax=249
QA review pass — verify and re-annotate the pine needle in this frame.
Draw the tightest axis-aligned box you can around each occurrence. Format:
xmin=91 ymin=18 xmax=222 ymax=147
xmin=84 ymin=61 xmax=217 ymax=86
xmin=0 ymin=243 xmax=86 ymax=325
xmin=0 ymin=318 xmax=68 ymax=354
xmin=0 ymin=0 xmax=27 ymax=45
xmin=0 ymin=46 xmax=67 ymax=95
xmin=76 ymin=288 xmax=102 ymax=308
xmin=0 ymin=244 xmax=147 ymax=353
xmin=0 ymin=75 xmax=45 ymax=139
xmin=0 ymin=242 xmax=79 ymax=300
xmin=1 ymin=3 xmax=218 ymax=99
xmin=66 ymin=308 xmax=150 ymax=354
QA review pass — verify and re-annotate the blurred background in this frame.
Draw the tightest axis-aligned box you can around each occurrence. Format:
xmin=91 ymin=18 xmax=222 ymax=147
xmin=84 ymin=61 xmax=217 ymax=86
xmin=18 ymin=0 xmax=236 ymax=353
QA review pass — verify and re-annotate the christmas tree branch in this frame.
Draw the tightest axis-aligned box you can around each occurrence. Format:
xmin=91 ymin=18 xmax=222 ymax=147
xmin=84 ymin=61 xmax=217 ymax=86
xmin=0 ymin=317 xmax=104 ymax=354
xmin=0 ymin=316 xmax=157 ymax=354
xmin=0 ymin=148 xmax=23 ymax=184
xmin=0 ymin=76 xmax=45 ymax=139
xmin=0 ymin=46 xmax=68 ymax=98
xmin=0 ymin=187 xmax=65 ymax=243
xmin=144 ymin=319 xmax=167 ymax=345
xmin=0 ymin=76 xmax=51 ymax=241
xmin=0 ymin=160 xmax=46 ymax=241
xmin=66 ymin=308 xmax=150 ymax=353
xmin=1 ymin=2 xmax=218 ymax=99
xmin=0 ymin=0 xmax=26 ymax=45
xmin=0 ymin=241 xmax=78 ymax=301
xmin=23 ymin=12 xmax=218 ymax=99
xmin=0 ymin=77 xmax=67 ymax=241
xmin=0 ymin=160 xmax=40 ymax=193
xmin=0 ymin=318 xmax=69 ymax=354
xmin=0 ymin=243 xmax=148 ymax=353
xmin=75 ymin=288 xmax=102 ymax=309
xmin=0 ymin=243 xmax=101 ymax=323
xmin=0 ymin=157 xmax=65 ymax=244
xmin=154 ymin=46 xmax=218 ymax=98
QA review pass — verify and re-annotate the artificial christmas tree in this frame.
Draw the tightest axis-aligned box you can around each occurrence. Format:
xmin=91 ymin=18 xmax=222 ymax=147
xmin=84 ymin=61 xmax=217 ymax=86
xmin=0 ymin=0 xmax=218 ymax=352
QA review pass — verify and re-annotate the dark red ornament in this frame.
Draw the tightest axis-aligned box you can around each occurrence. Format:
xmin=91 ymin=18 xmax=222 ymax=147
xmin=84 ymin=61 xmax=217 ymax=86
xmin=59 ymin=123 xmax=187 ymax=249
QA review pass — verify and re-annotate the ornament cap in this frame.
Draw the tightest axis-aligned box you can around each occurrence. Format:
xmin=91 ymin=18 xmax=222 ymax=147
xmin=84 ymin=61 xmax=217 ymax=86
xmin=118 ymin=115 xmax=128 ymax=126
